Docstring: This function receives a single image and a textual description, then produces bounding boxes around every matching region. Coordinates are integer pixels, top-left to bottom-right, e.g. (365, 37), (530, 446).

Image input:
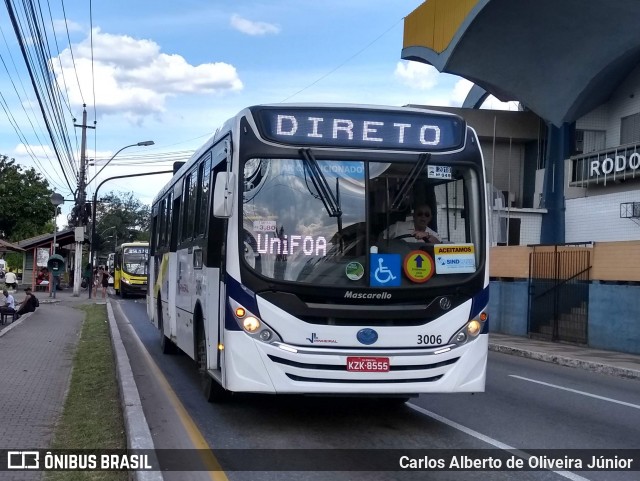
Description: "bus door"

(203, 146), (229, 372)
(176, 246), (196, 358)
(176, 168), (200, 358)
(164, 191), (181, 350)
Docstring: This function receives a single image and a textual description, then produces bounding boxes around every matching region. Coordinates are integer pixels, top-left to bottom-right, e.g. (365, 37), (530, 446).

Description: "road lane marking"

(407, 403), (590, 481)
(509, 375), (640, 410)
(115, 302), (227, 481)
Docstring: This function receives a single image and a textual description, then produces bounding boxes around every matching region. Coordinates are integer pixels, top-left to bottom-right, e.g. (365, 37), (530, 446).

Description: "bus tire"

(160, 334), (175, 354)
(197, 320), (229, 403)
(158, 299), (176, 355)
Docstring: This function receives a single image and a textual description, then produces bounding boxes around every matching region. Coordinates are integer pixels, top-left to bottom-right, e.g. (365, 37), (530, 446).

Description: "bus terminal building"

(401, 0), (640, 354)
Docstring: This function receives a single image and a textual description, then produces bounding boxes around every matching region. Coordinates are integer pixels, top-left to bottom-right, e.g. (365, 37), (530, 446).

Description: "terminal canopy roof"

(402, 0), (640, 126)
(0, 239), (24, 253)
(17, 228), (80, 251)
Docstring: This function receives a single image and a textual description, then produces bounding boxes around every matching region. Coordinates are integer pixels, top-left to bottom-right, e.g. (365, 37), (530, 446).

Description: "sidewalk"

(0, 288), (100, 454)
(0, 289), (638, 478)
(489, 332), (640, 379)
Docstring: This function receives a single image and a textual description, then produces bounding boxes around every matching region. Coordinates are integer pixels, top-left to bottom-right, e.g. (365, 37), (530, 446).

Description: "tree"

(93, 191), (151, 259)
(0, 155), (55, 241)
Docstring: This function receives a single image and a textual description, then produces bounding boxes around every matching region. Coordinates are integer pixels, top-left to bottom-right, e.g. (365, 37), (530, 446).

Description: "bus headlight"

(450, 309), (488, 346)
(229, 299), (281, 344)
(243, 316), (260, 332)
(467, 320), (482, 337)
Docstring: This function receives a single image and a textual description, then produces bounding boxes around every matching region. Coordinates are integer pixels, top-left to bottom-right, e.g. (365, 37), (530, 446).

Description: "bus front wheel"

(197, 323), (229, 403)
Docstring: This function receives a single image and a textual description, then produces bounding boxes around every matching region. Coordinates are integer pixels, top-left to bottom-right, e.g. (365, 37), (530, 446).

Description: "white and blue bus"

(148, 103), (489, 402)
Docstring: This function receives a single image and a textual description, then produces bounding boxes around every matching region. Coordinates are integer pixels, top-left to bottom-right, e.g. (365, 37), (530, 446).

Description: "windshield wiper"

(390, 153), (430, 210)
(300, 148), (342, 218)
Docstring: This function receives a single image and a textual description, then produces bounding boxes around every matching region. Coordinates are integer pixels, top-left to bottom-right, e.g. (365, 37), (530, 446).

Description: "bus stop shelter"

(16, 229), (80, 291)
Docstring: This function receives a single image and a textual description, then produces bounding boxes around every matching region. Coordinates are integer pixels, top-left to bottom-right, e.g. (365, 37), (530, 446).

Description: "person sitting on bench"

(0, 289), (16, 321)
(16, 287), (38, 319)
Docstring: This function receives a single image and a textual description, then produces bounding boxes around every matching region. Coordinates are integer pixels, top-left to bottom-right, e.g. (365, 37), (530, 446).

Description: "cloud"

(51, 28), (243, 121)
(14, 143), (54, 158)
(450, 78), (473, 105)
(52, 18), (83, 33)
(230, 14), (280, 36)
(394, 61), (440, 90)
(451, 78), (519, 110)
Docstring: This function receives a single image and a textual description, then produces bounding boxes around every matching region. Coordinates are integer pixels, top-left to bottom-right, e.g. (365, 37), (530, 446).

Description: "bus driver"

(384, 204), (441, 243)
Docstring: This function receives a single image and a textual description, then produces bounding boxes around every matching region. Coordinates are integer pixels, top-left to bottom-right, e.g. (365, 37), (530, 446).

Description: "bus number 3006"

(417, 334), (442, 345)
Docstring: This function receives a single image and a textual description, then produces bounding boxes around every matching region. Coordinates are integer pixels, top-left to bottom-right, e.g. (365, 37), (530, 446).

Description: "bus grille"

(286, 374), (444, 383)
(268, 354), (459, 371)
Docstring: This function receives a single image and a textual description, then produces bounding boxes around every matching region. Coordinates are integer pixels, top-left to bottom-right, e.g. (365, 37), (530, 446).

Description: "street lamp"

(49, 192), (64, 298)
(99, 226), (118, 259)
(100, 225), (116, 237)
(86, 141), (154, 186)
(90, 169), (173, 270)
(87, 141), (154, 267)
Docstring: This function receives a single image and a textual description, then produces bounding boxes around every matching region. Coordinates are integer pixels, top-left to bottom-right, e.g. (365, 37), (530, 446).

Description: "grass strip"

(45, 304), (128, 481)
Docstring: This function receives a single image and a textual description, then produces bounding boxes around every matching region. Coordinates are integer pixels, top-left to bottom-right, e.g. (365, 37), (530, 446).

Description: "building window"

(620, 113), (640, 145)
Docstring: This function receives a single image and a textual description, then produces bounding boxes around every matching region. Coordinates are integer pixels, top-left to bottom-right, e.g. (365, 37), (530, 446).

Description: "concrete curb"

(106, 299), (164, 481)
(0, 311), (32, 337)
(489, 343), (640, 380)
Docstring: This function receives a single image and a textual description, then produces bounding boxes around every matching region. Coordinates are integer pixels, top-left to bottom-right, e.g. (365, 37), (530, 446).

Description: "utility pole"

(73, 105), (95, 296)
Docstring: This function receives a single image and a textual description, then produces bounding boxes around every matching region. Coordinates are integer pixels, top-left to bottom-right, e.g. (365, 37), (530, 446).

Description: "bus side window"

(208, 162), (227, 268)
(198, 155), (212, 236)
(170, 195), (180, 252)
(165, 192), (172, 250)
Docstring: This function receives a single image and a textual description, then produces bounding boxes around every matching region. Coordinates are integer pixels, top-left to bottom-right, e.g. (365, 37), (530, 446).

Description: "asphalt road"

(113, 297), (640, 481)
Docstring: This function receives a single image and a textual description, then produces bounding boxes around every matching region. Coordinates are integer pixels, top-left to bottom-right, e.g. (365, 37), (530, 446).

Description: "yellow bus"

(114, 242), (149, 298)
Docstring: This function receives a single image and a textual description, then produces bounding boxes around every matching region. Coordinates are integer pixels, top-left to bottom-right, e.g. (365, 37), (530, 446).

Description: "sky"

(0, 0), (515, 228)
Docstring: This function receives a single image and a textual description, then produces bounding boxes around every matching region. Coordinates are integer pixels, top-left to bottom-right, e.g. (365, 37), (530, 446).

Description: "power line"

(59, 0), (85, 105)
(11, 0), (77, 181)
(89, 0), (96, 122)
(0, 23), (57, 166)
(3, 0), (76, 192)
(280, 16), (405, 102)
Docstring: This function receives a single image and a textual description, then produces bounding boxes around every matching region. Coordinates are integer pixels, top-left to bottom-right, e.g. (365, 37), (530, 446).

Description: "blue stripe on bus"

(469, 285), (490, 334)
(470, 284), (489, 319)
(225, 274), (259, 331)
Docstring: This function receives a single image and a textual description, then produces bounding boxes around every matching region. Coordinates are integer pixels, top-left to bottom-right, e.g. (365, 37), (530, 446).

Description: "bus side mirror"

(213, 172), (235, 218)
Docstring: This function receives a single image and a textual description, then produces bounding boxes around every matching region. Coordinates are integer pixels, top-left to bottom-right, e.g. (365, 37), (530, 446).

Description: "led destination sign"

(256, 108), (465, 151)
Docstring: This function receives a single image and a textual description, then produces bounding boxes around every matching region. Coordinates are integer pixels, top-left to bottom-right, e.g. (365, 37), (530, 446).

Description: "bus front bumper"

(222, 332), (488, 395)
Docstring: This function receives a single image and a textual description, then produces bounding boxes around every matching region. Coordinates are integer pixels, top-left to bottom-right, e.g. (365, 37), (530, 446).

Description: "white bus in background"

(107, 253), (115, 273)
(148, 103), (489, 402)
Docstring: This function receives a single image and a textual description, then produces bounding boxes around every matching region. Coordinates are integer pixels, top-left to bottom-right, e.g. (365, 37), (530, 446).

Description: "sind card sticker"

(434, 244), (476, 274)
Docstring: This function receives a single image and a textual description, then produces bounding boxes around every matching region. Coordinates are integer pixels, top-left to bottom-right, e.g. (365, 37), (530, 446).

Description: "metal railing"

(569, 141), (640, 187)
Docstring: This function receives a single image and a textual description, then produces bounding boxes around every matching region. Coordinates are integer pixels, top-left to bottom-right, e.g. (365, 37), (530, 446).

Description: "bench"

(0, 310), (18, 325)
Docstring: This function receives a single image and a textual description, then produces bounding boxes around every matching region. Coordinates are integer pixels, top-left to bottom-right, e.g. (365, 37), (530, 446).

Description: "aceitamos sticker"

(434, 244), (476, 274)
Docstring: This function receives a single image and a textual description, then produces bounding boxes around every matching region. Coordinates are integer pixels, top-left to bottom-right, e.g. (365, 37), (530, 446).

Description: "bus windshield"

(123, 246), (148, 276)
(241, 157), (484, 289)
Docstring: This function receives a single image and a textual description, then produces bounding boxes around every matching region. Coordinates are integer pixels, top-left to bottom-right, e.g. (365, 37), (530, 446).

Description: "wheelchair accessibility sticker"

(403, 250), (435, 283)
(370, 254), (401, 287)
